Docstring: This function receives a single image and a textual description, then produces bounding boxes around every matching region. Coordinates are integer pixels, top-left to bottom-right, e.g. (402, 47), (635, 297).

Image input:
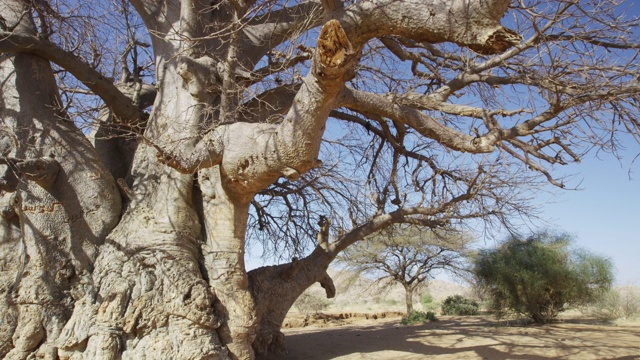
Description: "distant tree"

(293, 293), (331, 315)
(341, 226), (470, 315)
(473, 231), (613, 324)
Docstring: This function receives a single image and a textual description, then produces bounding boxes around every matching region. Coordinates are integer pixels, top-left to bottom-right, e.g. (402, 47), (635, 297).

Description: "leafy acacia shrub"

(401, 311), (437, 325)
(441, 295), (479, 315)
(474, 231), (613, 324)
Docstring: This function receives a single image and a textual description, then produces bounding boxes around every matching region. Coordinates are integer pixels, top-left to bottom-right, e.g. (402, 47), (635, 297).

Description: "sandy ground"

(282, 315), (640, 360)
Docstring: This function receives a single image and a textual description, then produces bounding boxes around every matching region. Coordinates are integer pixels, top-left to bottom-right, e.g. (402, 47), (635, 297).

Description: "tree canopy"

(341, 226), (470, 315)
(0, 0), (638, 359)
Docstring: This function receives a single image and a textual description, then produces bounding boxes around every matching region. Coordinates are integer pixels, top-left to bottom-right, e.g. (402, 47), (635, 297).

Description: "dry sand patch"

(282, 315), (640, 359)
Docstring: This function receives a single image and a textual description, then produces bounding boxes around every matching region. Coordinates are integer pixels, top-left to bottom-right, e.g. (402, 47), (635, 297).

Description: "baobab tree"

(0, 0), (638, 359)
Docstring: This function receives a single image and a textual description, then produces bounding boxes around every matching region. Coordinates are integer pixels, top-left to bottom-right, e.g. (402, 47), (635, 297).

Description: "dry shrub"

(584, 287), (640, 321)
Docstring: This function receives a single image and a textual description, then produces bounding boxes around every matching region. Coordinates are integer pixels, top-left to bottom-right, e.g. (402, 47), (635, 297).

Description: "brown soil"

(281, 314), (640, 359)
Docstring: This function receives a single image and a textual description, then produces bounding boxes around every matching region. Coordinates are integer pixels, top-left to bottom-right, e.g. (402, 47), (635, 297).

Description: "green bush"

(441, 295), (479, 315)
(420, 293), (440, 312)
(401, 311), (438, 325)
(474, 231), (613, 324)
(420, 293), (433, 307)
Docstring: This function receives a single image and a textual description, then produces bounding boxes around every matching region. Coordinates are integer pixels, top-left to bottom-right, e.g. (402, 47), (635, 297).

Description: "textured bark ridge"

(0, 0), (525, 358)
(0, 52), (121, 360)
(0, 5), (121, 358)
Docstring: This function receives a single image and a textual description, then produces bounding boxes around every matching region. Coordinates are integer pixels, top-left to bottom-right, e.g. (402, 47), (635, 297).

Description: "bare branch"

(0, 31), (146, 123)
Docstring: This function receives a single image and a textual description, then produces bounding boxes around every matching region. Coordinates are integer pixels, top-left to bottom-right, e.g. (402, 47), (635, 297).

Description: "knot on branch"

(281, 166), (300, 181)
(0, 156), (60, 191)
(176, 56), (220, 100)
(468, 27), (522, 55)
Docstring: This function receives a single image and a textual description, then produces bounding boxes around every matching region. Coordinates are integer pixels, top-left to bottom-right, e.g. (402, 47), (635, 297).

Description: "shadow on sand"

(282, 316), (640, 360)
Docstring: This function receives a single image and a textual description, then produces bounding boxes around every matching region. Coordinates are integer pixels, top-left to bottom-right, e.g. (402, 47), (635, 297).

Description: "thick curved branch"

(340, 87), (500, 153)
(337, 0), (521, 53)
(269, 19), (359, 178)
(241, 0), (520, 72)
(0, 31), (146, 123)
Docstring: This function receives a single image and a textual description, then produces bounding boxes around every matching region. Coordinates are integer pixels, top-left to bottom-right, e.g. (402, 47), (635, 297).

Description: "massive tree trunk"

(0, 0), (523, 359)
(0, 2), (121, 359)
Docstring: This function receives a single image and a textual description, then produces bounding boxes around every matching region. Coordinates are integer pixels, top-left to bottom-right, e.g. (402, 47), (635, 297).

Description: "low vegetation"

(401, 311), (438, 325)
(420, 293), (440, 313)
(441, 295), (480, 316)
(582, 287), (640, 321)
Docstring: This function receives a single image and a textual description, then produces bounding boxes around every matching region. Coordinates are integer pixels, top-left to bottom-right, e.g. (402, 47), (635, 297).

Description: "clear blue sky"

(536, 145), (640, 285)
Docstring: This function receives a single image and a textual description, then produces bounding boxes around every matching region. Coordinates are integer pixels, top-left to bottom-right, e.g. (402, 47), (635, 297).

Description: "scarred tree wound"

(314, 20), (358, 82)
(467, 27), (523, 55)
(317, 20), (354, 68)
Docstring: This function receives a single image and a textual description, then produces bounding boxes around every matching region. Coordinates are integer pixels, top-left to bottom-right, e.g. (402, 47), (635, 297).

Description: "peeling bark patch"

(21, 202), (63, 213)
(317, 20), (354, 68)
(239, 158), (250, 171)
